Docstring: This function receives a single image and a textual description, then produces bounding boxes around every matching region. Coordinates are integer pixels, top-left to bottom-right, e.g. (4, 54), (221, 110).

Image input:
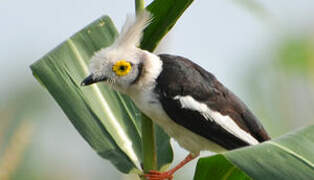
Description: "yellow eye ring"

(112, 60), (132, 76)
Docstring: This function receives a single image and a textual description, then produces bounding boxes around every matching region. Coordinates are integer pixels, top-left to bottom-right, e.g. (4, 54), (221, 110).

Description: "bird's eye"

(112, 60), (132, 76)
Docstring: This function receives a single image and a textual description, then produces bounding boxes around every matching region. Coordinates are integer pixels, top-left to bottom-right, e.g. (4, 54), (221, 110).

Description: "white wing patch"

(174, 95), (259, 145)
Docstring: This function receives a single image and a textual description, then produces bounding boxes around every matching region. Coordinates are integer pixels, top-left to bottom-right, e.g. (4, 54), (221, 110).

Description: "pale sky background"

(1, 0), (314, 179)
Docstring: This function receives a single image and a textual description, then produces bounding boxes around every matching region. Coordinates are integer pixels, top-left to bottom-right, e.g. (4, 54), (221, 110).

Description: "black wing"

(155, 54), (270, 150)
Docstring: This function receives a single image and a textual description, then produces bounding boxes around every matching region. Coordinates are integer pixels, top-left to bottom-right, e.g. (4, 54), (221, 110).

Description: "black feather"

(154, 54), (270, 150)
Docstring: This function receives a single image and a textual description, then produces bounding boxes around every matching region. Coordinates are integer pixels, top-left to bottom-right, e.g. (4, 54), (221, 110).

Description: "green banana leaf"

(31, 16), (142, 173)
(30, 0), (194, 174)
(194, 125), (314, 180)
(144, 0), (194, 51)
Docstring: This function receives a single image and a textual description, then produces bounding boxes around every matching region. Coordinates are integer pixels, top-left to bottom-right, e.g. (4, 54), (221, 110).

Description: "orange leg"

(144, 153), (198, 180)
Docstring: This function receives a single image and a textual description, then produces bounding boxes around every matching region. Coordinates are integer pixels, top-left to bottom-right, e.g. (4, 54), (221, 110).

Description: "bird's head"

(81, 11), (153, 93)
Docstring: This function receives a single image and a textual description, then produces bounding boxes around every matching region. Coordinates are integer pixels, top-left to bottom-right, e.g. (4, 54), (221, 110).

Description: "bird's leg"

(144, 153), (198, 180)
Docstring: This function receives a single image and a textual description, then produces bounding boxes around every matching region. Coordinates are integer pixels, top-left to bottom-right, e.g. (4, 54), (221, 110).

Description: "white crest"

(114, 10), (152, 48)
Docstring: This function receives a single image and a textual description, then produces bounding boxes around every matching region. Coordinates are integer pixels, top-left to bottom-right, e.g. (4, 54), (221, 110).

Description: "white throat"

(128, 50), (163, 96)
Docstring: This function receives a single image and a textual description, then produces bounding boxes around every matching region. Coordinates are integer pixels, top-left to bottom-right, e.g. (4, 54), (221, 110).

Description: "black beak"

(81, 74), (107, 86)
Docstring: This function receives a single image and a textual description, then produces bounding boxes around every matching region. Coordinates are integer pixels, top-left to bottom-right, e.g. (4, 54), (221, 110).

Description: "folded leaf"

(194, 125), (314, 180)
(31, 16), (143, 173)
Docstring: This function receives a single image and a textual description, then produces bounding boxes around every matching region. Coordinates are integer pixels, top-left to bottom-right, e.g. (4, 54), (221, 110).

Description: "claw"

(142, 153), (198, 180)
(144, 170), (173, 180)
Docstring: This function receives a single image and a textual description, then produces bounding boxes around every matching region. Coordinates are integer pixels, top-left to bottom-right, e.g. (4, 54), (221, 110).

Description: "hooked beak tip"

(81, 74), (108, 86)
(80, 81), (87, 86)
(81, 74), (95, 87)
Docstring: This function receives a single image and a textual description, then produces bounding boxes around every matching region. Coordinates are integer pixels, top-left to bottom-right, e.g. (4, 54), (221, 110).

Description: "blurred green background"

(1, 0), (313, 179)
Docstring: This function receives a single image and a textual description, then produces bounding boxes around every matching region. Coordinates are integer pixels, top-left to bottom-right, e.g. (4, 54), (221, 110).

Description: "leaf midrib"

(67, 39), (140, 167)
(222, 166), (236, 180)
(267, 141), (314, 168)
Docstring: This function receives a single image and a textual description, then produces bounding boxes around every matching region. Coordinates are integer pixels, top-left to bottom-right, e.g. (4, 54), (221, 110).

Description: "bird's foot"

(144, 170), (174, 180)
(143, 153), (198, 180)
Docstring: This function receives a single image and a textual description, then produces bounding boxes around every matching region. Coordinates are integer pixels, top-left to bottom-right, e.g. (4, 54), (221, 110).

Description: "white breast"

(130, 89), (226, 154)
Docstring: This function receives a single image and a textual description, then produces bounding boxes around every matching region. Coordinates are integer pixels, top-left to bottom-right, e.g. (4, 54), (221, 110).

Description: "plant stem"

(141, 114), (157, 172)
(135, 0), (145, 15)
(135, 0), (157, 178)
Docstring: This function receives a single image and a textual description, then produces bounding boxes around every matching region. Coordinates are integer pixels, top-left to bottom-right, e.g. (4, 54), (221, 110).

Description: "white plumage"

(174, 95), (259, 145)
(114, 11), (152, 48)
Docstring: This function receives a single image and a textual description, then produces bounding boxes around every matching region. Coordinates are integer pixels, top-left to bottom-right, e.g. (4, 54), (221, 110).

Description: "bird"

(81, 10), (270, 180)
